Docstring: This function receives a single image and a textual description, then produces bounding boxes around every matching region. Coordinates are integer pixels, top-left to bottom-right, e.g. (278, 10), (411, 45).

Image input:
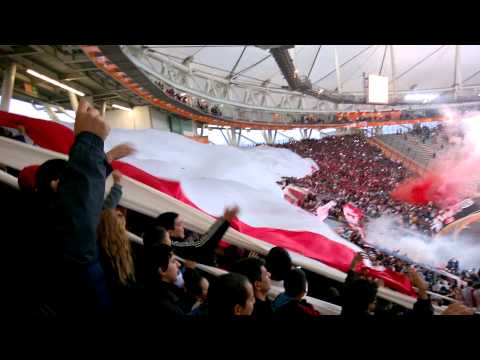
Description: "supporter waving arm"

(409, 268), (434, 316)
(57, 100), (111, 264)
(345, 252), (363, 285)
(174, 206), (240, 252)
(103, 170), (123, 210)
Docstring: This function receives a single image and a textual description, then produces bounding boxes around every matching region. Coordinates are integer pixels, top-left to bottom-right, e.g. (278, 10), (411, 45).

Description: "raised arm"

(174, 206), (239, 252)
(58, 100), (111, 264)
(103, 170), (123, 210)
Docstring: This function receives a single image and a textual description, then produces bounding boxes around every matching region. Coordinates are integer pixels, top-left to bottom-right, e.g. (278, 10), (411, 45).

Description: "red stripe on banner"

(0, 112), (415, 296)
(0, 111), (74, 154)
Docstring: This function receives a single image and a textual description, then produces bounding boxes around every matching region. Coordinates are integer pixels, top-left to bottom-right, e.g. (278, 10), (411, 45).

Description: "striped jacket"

(172, 218), (231, 266)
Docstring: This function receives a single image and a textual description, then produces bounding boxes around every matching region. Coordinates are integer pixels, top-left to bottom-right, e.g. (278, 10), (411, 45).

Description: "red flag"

(343, 202), (364, 225)
(283, 185), (309, 206)
(343, 203), (365, 239)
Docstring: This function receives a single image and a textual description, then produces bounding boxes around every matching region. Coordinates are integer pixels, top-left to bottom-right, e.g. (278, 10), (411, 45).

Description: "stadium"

(1, 45), (479, 317)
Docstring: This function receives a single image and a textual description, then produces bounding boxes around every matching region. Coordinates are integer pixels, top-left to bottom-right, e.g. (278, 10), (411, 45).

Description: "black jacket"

(32, 132), (113, 316)
(57, 132), (112, 265)
(252, 298), (274, 319)
(172, 218), (231, 266)
(143, 279), (186, 319)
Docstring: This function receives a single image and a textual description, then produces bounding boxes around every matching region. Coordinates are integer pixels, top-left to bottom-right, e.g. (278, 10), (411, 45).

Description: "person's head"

(184, 268), (209, 303)
(342, 278), (378, 316)
(284, 268), (308, 300)
(326, 286), (341, 304)
(36, 159), (68, 196)
(145, 244), (180, 284)
(143, 225), (171, 249)
(265, 247), (292, 282)
(18, 165), (39, 193)
(155, 212), (184, 239)
(208, 273), (255, 318)
(98, 209), (135, 285)
(231, 258), (271, 300)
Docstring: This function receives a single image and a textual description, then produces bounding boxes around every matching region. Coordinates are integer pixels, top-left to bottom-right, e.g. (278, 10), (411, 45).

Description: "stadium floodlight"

(112, 104), (132, 112)
(26, 69), (85, 97)
(404, 93), (439, 103)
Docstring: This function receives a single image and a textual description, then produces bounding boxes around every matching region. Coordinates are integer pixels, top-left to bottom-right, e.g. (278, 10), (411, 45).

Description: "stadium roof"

(140, 45), (480, 94)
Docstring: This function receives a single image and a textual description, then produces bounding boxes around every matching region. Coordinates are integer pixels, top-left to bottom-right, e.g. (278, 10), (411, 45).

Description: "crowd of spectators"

(336, 225), (479, 305)
(335, 109), (441, 124)
(272, 134), (480, 306)
(156, 80), (223, 117)
(154, 78), (450, 127)
(275, 135), (439, 236)
(2, 102), (479, 318)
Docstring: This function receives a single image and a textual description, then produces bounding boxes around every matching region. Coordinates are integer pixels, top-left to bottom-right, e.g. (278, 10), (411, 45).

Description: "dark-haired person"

(265, 247), (292, 289)
(341, 277), (378, 316)
(143, 244), (185, 318)
(142, 225), (171, 249)
(272, 268), (320, 318)
(181, 267), (209, 313)
(207, 272), (255, 318)
(231, 257), (273, 319)
(21, 101), (135, 317)
(154, 206), (239, 266)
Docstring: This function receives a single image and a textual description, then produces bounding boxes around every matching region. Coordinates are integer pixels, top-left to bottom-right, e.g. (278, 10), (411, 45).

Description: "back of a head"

(18, 165), (39, 193)
(266, 247), (292, 282)
(183, 268), (203, 297)
(35, 159), (68, 196)
(231, 257), (265, 286)
(284, 268), (307, 298)
(143, 226), (169, 250)
(342, 279), (378, 316)
(208, 272), (249, 318)
(154, 212), (178, 231)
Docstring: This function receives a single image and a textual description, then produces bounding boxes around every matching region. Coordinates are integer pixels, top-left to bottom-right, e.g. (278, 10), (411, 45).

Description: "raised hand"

(350, 252), (364, 271)
(74, 100), (110, 140)
(106, 143), (137, 163)
(223, 206), (240, 222)
(408, 268), (429, 299)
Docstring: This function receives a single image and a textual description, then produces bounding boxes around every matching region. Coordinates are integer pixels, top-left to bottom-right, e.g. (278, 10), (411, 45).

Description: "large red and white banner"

(0, 111), (416, 296)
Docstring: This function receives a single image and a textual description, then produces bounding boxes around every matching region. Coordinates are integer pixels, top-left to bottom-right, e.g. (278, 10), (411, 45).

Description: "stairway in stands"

(376, 133), (446, 167)
(375, 133), (480, 194)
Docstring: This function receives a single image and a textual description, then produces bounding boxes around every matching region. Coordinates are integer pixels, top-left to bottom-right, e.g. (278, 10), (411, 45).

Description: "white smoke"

(365, 215), (480, 270)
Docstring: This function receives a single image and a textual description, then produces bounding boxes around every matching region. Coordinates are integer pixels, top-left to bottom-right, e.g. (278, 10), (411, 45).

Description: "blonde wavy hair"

(98, 209), (135, 286)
